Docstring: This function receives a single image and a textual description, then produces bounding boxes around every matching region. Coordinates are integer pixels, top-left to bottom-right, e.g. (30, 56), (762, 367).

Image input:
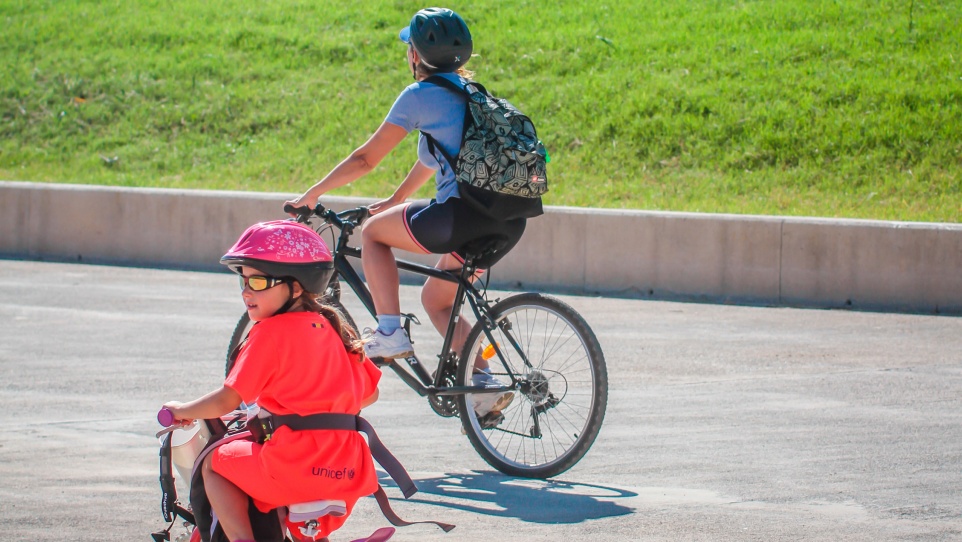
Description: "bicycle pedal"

(461, 411), (504, 435)
(477, 411), (505, 429)
(401, 313), (420, 344)
(370, 356), (392, 367)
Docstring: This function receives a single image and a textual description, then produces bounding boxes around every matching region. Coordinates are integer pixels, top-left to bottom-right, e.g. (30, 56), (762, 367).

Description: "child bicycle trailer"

(152, 413), (454, 542)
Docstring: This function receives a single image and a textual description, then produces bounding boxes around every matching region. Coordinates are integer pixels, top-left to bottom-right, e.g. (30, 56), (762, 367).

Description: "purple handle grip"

(157, 407), (176, 427)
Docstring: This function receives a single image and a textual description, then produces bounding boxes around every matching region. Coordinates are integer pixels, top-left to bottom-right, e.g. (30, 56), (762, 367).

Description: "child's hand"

(161, 402), (193, 426)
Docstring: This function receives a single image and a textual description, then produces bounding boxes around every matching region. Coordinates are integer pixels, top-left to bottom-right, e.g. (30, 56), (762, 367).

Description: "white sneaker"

(362, 328), (414, 359)
(472, 370), (515, 415)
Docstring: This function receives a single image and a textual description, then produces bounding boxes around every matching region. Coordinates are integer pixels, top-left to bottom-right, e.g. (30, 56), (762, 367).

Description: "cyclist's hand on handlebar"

(160, 401), (194, 426)
(284, 194), (315, 217)
(283, 203), (313, 221)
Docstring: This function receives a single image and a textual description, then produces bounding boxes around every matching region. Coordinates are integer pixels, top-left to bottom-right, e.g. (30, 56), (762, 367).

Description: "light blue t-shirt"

(384, 72), (467, 202)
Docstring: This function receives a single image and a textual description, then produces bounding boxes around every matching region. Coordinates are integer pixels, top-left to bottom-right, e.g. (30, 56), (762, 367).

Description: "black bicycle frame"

(329, 233), (523, 400)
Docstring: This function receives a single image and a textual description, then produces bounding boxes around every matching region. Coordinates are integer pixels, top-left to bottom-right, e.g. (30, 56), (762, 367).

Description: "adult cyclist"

(286, 8), (524, 415)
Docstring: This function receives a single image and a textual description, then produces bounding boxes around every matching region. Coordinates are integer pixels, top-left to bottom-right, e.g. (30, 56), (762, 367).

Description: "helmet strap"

(408, 45), (420, 81)
(272, 283), (299, 317)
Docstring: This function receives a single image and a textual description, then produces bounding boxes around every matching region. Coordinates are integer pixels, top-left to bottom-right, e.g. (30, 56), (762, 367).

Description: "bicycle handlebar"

(283, 203), (311, 219)
(336, 206), (371, 226)
(283, 203), (371, 231)
(157, 407), (176, 427)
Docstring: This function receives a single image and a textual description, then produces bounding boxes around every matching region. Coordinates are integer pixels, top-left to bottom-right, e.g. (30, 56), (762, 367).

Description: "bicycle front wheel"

(225, 311), (253, 376)
(320, 276), (359, 335)
(457, 293), (608, 479)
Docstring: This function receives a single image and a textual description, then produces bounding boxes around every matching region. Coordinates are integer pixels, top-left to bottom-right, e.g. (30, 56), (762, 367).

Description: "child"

(162, 220), (381, 542)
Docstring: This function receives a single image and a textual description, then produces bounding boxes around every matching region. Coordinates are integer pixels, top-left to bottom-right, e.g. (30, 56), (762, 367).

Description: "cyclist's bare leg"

(201, 453), (254, 541)
(422, 253), (489, 370)
(361, 204), (429, 316)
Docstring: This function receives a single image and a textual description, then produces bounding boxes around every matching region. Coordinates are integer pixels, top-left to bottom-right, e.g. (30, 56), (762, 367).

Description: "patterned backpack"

(422, 76), (548, 219)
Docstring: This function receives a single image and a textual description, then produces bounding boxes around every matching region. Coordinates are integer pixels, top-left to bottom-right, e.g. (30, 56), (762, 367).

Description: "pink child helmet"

(220, 220), (334, 293)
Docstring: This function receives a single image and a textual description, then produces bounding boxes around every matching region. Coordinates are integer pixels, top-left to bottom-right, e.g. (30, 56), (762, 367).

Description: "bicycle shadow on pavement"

(378, 470), (636, 524)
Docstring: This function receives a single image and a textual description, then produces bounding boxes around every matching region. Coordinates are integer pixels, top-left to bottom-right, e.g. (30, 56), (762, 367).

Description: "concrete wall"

(2, 181), (960, 314)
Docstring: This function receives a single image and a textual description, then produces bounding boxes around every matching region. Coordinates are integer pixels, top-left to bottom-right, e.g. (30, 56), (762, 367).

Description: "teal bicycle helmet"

(399, 8), (472, 72)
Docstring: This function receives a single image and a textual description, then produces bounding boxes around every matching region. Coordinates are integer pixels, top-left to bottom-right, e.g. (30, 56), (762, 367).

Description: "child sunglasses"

(239, 274), (291, 292)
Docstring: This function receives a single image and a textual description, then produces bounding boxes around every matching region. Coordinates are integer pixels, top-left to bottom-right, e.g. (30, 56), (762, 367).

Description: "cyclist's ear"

(291, 281), (305, 299)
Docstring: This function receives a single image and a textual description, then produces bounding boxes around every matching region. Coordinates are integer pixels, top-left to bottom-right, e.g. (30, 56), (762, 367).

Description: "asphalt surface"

(1, 259), (960, 542)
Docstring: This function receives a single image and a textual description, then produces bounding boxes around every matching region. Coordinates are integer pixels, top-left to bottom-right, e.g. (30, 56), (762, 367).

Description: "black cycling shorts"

(404, 197), (526, 268)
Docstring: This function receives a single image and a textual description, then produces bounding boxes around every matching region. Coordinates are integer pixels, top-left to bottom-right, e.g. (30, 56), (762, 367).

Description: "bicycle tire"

(223, 277), (357, 376)
(456, 293), (607, 479)
(225, 311), (253, 377)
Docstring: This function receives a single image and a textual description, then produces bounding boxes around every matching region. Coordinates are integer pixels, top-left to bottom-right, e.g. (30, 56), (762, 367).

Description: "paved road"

(1, 259), (960, 541)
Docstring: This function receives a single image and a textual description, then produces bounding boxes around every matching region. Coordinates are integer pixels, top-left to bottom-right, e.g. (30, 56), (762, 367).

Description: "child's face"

(239, 266), (297, 321)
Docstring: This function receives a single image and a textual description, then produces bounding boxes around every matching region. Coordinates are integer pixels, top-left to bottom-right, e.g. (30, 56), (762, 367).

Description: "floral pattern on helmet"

(223, 220), (331, 264)
(256, 227), (329, 262)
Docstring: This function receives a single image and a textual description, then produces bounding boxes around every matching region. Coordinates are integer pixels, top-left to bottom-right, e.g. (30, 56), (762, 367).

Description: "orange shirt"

(220, 311), (381, 512)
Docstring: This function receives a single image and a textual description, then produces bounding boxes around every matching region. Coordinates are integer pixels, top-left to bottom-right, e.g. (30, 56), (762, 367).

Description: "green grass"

(2, 0), (960, 222)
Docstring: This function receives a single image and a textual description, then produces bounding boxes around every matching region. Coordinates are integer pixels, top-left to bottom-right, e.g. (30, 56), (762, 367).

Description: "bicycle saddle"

(287, 499), (347, 539)
(459, 235), (510, 269)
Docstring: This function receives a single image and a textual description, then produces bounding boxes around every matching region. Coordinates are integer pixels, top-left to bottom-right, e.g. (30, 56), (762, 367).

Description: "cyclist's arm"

(288, 121), (408, 209)
(163, 385), (242, 424)
(369, 161), (435, 214)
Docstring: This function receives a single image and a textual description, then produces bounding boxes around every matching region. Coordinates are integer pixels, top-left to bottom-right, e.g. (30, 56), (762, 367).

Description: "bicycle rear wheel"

(456, 293), (607, 479)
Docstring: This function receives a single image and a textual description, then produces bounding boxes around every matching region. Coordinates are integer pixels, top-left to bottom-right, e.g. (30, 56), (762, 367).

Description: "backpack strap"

(188, 430), (285, 542)
(158, 432), (176, 522)
(269, 413), (455, 533)
(157, 432), (196, 525)
(423, 74), (489, 97)
(419, 75), (478, 175)
(372, 486), (455, 533)
(270, 413), (416, 498)
(421, 130), (457, 176)
(424, 74), (464, 94)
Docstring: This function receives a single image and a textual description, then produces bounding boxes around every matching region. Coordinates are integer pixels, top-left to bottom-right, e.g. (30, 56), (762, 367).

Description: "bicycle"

(226, 203), (608, 479)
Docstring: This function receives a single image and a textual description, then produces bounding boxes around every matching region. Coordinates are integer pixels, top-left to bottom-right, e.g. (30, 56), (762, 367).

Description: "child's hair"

(299, 293), (364, 356)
